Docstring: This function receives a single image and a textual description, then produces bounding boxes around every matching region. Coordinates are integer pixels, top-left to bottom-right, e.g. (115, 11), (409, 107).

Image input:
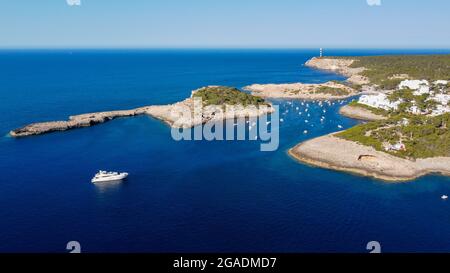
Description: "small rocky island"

(10, 86), (273, 137)
(290, 55), (450, 181)
(243, 56), (373, 101)
(244, 81), (358, 100)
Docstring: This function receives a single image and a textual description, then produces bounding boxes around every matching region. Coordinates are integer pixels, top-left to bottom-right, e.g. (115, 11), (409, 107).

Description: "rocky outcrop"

(10, 88), (274, 138)
(339, 105), (387, 121)
(9, 109), (149, 137)
(146, 96), (274, 129)
(289, 133), (450, 182)
(243, 81), (357, 100)
(244, 57), (372, 101)
(305, 57), (370, 85)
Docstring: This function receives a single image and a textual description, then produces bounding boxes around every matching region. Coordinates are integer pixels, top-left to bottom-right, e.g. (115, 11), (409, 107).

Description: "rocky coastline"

(305, 57), (370, 85)
(288, 56), (450, 181)
(338, 105), (387, 121)
(289, 133), (450, 182)
(243, 81), (358, 100)
(10, 87), (274, 138)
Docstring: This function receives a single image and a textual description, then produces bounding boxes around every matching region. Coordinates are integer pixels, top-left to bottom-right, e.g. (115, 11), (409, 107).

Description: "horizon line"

(1, 46), (450, 51)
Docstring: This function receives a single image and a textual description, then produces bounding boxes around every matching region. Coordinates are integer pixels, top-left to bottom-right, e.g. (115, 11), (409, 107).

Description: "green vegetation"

(328, 55), (450, 159)
(348, 100), (390, 116)
(445, 83), (450, 94)
(387, 88), (415, 102)
(315, 86), (350, 96)
(336, 120), (385, 151)
(337, 113), (450, 159)
(193, 86), (267, 106)
(387, 89), (439, 115)
(335, 55), (450, 89)
(349, 83), (363, 91)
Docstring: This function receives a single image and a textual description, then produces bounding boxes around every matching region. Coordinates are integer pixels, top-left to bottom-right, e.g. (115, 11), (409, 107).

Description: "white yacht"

(91, 170), (128, 183)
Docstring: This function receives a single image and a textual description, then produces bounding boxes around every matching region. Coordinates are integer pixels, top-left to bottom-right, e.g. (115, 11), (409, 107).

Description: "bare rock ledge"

(305, 57), (370, 85)
(243, 81), (358, 100)
(288, 133), (450, 182)
(10, 97), (274, 138)
(339, 105), (387, 121)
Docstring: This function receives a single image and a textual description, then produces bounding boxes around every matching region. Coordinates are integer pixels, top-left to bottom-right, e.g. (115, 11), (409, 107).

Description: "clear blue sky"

(1, 0), (449, 48)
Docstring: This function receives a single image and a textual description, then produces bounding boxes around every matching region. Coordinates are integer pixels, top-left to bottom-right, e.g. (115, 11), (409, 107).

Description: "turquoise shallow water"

(1, 49), (450, 252)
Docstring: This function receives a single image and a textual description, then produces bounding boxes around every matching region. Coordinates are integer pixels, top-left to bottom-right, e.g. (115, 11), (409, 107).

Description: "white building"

(384, 142), (406, 152)
(433, 80), (448, 86)
(409, 105), (422, 115)
(428, 94), (450, 116)
(358, 93), (402, 111)
(356, 78), (449, 117)
(398, 80), (430, 95)
(431, 104), (450, 116)
(431, 94), (450, 105)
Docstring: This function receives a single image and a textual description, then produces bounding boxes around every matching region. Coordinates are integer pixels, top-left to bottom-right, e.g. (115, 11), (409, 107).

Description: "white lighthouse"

(320, 48), (323, 58)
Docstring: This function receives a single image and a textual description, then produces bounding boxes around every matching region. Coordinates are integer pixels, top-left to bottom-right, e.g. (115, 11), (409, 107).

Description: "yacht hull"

(91, 173), (128, 183)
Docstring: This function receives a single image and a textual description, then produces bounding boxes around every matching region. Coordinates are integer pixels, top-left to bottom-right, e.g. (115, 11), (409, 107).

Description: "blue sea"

(1, 49), (450, 253)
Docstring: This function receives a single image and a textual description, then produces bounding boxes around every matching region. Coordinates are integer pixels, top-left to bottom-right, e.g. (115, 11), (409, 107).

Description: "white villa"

(428, 93), (450, 116)
(384, 142), (406, 152)
(409, 105), (424, 115)
(358, 93), (402, 111)
(432, 93), (450, 104)
(357, 78), (449, 116)
(434, 80), (449, 86)
(432, 104), (450, 116)
(398, 80), (430, 95)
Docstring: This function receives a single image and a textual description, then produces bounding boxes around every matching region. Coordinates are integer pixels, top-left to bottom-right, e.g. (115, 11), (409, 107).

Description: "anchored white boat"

(91, 170), (128, 183)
